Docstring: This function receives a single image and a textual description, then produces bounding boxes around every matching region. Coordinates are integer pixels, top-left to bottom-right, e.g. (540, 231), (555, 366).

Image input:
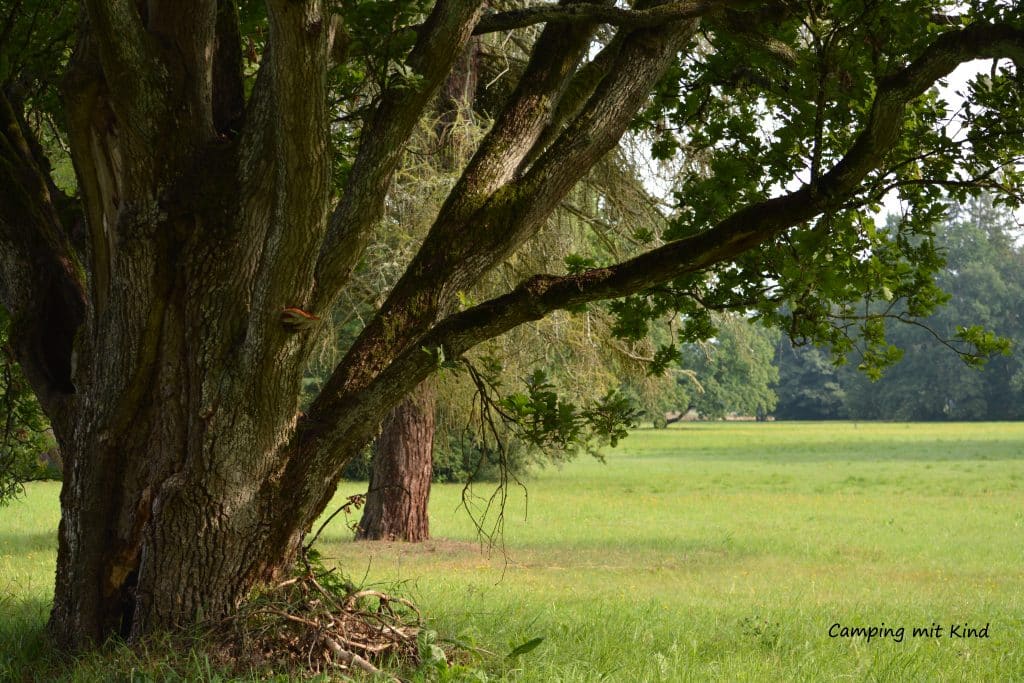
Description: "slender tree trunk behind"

(356, 381), (435, 541)
(355, 40), (478, 542)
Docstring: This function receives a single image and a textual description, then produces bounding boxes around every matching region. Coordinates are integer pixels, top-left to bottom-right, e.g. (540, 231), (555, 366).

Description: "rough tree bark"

(356, 382), (436, 541)
(0, 0), (1020, 653)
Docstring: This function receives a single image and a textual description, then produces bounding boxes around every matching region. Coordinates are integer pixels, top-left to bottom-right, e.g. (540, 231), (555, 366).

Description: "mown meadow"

(2, 422), (1023, 681)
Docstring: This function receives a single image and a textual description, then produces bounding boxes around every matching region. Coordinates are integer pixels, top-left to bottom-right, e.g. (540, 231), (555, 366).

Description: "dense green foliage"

(615, 2), (1024, 379)
(4, 422), (1023, 680)
(681, 314), (781, 419)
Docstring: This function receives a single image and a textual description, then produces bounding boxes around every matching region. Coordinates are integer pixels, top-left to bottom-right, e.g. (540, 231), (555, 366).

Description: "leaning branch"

(324, 0), (613, 373)
(81, 0), (164, 122)
(370, 20), (1024, 410)
(519, 24), (626, 170)
(245, 0), (331, 320)
(472, 0), (756, 34)
(440, 0), (610, 218)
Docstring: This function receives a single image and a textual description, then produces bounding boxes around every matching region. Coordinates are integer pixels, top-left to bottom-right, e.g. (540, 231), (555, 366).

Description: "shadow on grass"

(0, 531), (58, 555)
(0, 598), (246, 682)
(0, 595), (58, 682)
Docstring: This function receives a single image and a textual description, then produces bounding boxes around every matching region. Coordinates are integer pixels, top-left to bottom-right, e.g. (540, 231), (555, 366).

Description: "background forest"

(776, 196), (1024, 422)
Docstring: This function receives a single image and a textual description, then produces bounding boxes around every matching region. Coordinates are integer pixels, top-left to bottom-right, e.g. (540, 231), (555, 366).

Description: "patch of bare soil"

(355, 537), (486, 557)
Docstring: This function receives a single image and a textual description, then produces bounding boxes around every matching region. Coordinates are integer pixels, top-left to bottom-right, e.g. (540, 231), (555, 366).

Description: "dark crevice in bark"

(18, 268), (82, 394)
(118, 567), (140, 639)
(212, 0), (245, 136)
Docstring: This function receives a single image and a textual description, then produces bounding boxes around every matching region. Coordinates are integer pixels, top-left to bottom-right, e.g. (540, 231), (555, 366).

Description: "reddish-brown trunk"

(356, 382), (435, 542)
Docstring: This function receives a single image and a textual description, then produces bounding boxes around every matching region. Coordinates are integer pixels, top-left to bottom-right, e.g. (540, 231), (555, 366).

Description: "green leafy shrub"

(0, 309), (56, 505)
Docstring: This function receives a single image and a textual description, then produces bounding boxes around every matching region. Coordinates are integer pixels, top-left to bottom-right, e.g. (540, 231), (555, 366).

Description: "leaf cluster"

(466, 360), (639, 465)
(616, 2), (1024, 378)
(775, 195), (1024, 420)
(0, 309), (54, 505)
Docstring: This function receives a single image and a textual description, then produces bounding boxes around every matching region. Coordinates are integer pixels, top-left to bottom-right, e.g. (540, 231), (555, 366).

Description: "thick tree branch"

(459, 16), (700, 278)
(520, 27), (626, 170)
(472, 0), (754, 34)
(60, 31), (115, 315)
(335, 0), (611, 348)
(0, 88), (85, 423)
(440, 0), (611, 220)
(81, 0), (165, 124)
(212, 0), (245, 135)
(146, 0), (219, 138)
(313, 0), (485, 309)
(246, 0), (331, 323)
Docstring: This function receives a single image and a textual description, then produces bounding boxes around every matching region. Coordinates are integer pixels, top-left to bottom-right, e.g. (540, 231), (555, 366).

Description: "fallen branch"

(322, 634), (397, 680)
(218, 562), (426, 678)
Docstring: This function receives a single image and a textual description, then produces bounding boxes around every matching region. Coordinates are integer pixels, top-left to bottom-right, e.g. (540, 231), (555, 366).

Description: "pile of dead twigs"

(218, 556), (423, 680)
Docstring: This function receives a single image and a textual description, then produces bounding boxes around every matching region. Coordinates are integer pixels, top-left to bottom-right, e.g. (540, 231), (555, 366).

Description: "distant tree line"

(775, 197), (1024, 421)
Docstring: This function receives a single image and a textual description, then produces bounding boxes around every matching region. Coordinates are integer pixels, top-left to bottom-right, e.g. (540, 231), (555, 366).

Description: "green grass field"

(3, 422), (1024, 681)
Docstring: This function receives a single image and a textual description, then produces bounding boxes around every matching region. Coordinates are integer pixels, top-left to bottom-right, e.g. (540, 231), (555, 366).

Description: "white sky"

(879, 59), (992, 219)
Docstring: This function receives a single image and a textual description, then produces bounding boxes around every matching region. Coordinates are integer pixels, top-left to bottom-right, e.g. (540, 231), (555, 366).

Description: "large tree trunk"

(35, 2), (353, 648)
(4, 1), (698, 644)
(0, 0), (686, 642)
(49, 415), (317, 645)
(27, 0), (489, 647)
(356, 382), (435, 542)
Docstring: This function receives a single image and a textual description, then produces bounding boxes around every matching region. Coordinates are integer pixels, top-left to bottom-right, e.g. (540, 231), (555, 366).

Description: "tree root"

(322, 634), (398, 681)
